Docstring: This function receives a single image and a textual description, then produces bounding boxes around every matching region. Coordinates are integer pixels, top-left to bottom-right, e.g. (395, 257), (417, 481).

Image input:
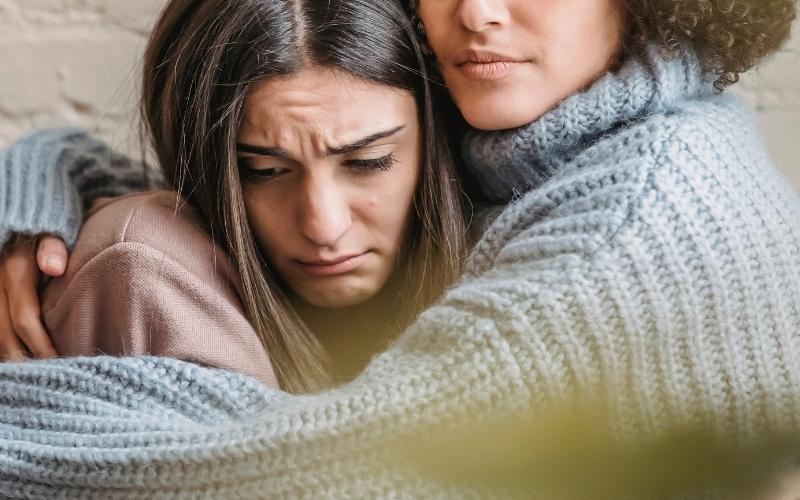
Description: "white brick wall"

(1, 0), (798, 189)
(0, 0), (163, 155)
(738, 22), (800, 190)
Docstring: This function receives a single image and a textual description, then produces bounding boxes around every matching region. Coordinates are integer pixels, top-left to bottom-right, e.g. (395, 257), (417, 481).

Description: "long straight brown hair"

(140, 0), (467, 393)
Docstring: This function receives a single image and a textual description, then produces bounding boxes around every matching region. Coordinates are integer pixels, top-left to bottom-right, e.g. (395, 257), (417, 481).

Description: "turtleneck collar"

(461, 43), (709, 204)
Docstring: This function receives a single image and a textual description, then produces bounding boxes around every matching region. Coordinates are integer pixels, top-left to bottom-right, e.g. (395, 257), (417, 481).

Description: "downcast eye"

(238, 158), (291, 181)
(344, 154), (398, 172)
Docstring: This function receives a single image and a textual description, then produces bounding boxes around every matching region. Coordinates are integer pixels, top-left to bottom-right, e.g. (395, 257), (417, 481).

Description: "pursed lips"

(453, 49), (528, 81)
(293, 252), (370, 277)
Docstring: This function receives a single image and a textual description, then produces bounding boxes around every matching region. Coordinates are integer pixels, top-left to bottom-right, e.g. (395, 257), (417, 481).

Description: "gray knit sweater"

(0, 129), (155, 248)
(1, 45), (800, 498)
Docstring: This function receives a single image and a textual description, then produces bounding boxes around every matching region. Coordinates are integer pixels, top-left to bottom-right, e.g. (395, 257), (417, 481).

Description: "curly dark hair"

(624, 0), (797, 90)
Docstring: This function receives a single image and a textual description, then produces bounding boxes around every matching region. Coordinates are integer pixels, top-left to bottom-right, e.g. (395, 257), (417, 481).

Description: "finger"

(36, 236), (68, 277)
(0, 287), (27, 362)
(5, 249), (58, 358)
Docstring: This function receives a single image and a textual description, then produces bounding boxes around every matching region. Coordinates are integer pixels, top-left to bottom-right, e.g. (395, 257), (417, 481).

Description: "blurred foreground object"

(401, 395), (800, 499)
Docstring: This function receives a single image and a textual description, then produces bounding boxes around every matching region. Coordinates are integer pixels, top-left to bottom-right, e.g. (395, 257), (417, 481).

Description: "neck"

(292, 273), (405, 383)
(461, 43), (707, 205)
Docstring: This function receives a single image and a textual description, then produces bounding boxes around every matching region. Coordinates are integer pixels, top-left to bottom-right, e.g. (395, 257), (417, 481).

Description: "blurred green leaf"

(398, 401), (800, 499)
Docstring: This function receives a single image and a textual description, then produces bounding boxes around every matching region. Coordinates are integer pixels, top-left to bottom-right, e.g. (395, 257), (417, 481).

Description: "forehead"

(241, 67), (417, 140)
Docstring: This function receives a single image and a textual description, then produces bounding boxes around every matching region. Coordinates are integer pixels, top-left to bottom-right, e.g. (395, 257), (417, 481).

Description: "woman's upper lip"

(296, 253), (365, 266)
(453, 49), (526, 66)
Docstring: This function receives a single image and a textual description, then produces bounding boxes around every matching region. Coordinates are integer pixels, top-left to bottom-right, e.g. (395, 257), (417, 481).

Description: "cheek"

(416, 1), (449, 51)
(362, 166), (419, 242)
(391, 164), (420, 231)
(415, 0), (435, 28)
(554, 4), (624, 77)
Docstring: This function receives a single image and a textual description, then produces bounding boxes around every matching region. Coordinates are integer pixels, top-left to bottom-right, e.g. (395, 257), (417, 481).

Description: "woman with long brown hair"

(0, 0), (798, 497)
(0, 0), (467, 392)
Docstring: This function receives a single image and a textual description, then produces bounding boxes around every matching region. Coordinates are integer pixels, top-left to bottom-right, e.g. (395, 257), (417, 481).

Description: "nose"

(298, 175), (351, 248)
(456, 0), (510, 33)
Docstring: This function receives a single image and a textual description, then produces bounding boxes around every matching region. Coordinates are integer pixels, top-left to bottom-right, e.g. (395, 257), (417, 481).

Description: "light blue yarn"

(0, 128), (154, 248)
(0, 44), (799, 498)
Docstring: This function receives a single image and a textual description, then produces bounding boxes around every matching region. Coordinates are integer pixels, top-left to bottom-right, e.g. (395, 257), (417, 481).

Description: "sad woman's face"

(237, 67), (421, 308)
(418, 0), (625, 130)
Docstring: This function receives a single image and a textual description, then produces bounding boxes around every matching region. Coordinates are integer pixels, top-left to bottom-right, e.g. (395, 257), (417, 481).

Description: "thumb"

(36, 236), (68, 277)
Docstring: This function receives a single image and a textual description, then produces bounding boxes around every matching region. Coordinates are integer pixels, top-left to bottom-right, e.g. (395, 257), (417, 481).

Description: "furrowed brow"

(235, 143), (290, 159)
(235, 125), (406, 159)
(327, 125), (406, 156)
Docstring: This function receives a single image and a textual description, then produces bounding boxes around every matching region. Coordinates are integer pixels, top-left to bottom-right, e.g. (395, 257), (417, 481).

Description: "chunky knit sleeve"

(0, 172), (634, 496)
(0, 104), (799, 497)
(0, 128), (159, 249)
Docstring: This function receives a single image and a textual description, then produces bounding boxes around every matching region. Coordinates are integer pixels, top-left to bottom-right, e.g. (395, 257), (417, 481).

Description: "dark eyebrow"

(326, 125), (406, 156)
(235, 144), (290, 159)
(235, 125), (406, 159)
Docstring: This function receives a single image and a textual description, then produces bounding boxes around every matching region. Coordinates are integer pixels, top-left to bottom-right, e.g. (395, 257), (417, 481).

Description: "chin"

(451, 83), (558, 131)
(462, 109), (538, 131)
(460, 100), (547, 130)
(297, 285), (377, 309)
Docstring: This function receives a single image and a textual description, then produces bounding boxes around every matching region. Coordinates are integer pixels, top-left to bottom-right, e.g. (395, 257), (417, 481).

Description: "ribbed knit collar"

(461, 44), (708, 204)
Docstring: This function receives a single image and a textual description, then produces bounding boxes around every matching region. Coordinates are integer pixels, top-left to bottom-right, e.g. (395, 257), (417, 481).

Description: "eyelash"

(343, 153), (397, 173)
(237, 160), (285, 181)
(238, 153), (398, 181)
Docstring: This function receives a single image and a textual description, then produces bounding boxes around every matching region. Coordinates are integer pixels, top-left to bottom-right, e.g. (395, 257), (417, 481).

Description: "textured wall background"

(0, 0), (798, 189)
(0, 0), (163, 157)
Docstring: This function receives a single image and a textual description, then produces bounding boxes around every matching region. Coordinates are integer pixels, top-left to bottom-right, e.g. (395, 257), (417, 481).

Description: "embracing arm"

(1, 118), (799, 496)
(0, 129), (159, 360)
(0, 128), (159, 249)
(0, 169), (593, 495)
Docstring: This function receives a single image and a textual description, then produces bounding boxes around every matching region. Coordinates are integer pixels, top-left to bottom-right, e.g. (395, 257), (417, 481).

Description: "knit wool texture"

(1, 45), (800, 498)
(0, 128), (155, 248)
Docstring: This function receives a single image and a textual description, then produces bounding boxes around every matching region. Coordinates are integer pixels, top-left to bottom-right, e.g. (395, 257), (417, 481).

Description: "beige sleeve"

(42, 241), (278, 388)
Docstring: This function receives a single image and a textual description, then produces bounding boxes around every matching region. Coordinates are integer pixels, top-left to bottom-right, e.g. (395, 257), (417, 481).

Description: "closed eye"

(343, 154), (397, 173)
(238, 158), (290, 181)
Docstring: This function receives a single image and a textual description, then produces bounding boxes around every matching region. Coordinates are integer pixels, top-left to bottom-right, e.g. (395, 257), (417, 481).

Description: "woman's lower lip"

(295, 253), (369, 277)
(457, 61), (523, 81)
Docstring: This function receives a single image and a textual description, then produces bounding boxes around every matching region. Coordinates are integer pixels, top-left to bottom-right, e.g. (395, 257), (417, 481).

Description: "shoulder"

(557, 94), (762, 191)
(60, 191), (240, 291)
(539, 93), (781, 223)
(42, 190), (245, 320)
(644, 94), (761, 163)
(80, 191), (210, 260)
(41, 192), (277, 387)
(469, 95), (799, 273)
(627, 95), (800, 229)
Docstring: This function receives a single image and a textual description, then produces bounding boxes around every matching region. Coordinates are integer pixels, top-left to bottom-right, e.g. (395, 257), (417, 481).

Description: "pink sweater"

(41, 191), (277, 387)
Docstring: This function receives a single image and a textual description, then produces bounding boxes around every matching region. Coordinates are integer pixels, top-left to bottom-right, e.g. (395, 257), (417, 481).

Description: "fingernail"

(45, 256), (65, 272)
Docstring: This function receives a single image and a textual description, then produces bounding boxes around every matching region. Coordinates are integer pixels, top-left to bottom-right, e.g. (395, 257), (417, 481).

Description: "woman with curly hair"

(0, 0), (798, 496)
